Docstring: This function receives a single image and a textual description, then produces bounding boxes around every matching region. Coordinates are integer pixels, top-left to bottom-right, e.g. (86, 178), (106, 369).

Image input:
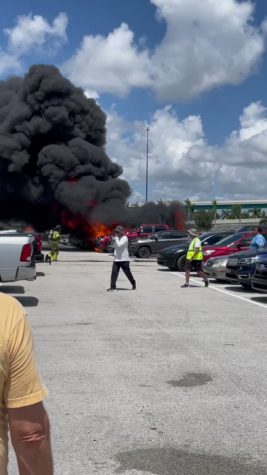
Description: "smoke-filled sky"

(1, 0), (267, 204)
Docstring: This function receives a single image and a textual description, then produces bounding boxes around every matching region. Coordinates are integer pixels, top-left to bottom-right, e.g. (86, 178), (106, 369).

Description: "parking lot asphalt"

(4, 251), (267, 475)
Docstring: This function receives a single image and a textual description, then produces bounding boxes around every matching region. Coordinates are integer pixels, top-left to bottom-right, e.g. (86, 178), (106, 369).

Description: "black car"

(157, 231), (233, 271)
(251, 251), (267, 292)
(129, 229), (188, 258)
(225, 249), (265, 288)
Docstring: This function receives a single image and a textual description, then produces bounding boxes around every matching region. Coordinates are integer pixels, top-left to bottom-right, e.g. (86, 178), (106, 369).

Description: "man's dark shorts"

(185, 259), (203, 271)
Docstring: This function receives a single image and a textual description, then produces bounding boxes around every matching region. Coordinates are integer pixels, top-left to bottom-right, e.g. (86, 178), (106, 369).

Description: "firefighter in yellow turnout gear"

(181, 228), (209, 288)
(46, 225), (61, 264)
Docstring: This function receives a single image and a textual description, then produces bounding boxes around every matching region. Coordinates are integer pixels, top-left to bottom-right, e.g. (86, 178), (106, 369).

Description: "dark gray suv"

(129, 230), (188, 258)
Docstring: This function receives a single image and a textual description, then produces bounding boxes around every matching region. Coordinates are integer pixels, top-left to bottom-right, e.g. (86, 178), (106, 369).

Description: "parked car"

(202, 231), (267, 262)
(95, 224), (171, 252)
(157, 231), (233, 271)
(0, 234), (36, 282)
(126, 224), (170, 241)
(129, 229), (188, 258)
(95, 234), (113, 252)
(28, 233), (44, 261)
(96, 224), (171, 253)
(225, 248), (266, 288)
(203, 255), (230, 281)
(251, 251), (267, 292)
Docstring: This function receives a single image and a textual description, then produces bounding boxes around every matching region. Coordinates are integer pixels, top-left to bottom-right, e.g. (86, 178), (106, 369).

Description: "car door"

(153, 232), (172, 252)
(154, 232), (187, 252)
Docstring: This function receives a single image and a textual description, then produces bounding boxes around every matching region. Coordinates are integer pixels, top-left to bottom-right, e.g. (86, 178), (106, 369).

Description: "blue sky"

(1, 0), (267, 203)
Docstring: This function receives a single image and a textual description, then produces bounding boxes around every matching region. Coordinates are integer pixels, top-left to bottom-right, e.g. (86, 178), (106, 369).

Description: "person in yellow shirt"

(0, 293), (53, 475)
(181, 228), (209, 288)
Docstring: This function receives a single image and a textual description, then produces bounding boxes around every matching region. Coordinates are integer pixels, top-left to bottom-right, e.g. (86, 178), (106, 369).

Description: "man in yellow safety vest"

(181, 228), (209, 288)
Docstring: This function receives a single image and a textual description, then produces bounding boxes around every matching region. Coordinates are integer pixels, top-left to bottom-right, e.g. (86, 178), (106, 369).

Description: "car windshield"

(213, 232), (247, 246)
(200, 233), (213, 242)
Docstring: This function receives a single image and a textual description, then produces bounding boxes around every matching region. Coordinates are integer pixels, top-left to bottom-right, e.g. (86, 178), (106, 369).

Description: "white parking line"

(172, 272), (267, 310)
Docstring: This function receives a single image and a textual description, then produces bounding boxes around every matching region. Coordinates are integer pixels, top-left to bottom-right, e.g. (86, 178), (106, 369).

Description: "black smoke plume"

(0, 65), (184, 234)
(0, 64), (131, 230)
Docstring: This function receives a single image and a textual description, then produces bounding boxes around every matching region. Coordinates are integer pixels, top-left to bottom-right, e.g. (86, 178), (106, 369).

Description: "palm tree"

(184, 199), (193, 222)
(230, 204), (242, 221)
(252, 208), (263, 219)
(219, 209), (230, 220)
(212, 199), (217, 229)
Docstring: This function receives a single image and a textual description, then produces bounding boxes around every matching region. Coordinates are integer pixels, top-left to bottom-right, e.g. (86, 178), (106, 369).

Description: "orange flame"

(61, 210), (115, 251)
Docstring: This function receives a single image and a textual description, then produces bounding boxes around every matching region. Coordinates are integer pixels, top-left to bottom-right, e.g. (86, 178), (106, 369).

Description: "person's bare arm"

(8, 402), (53, 475)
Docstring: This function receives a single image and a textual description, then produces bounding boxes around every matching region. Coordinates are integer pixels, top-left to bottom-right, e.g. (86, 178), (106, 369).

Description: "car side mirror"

(154, 235), (159, 241)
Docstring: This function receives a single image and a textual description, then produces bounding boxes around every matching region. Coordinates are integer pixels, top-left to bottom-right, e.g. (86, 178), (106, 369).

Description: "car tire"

(136, 246), (151, 258)
(176, 254), (186, 271)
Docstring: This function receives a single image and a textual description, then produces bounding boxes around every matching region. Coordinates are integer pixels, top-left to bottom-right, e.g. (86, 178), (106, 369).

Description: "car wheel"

(176, 254), (186, 271)
(137, 246), (151, 258)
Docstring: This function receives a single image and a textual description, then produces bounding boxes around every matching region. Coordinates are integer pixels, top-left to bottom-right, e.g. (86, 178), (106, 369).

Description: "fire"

(67, 177), (78, 183)
(91, 223), (113, 240)
(60, 210), (115, 251)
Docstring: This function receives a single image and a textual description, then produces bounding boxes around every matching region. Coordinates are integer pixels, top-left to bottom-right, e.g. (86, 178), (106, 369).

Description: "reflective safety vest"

(186, 237), (203, 260)
(49, 230), (61, 242)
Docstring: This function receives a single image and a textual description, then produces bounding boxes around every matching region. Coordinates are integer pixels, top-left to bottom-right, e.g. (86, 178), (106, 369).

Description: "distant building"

(192, 200), (267, 212)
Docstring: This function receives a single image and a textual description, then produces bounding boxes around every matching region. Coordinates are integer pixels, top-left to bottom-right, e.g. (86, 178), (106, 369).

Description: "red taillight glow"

(20, 243), (32, 262)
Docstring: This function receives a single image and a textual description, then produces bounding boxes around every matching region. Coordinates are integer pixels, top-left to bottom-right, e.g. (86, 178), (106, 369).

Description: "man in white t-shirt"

(107, 225), (136, 291)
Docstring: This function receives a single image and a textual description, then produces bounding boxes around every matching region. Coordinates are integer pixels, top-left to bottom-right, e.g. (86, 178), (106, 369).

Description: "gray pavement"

(4, 251), (267, 474)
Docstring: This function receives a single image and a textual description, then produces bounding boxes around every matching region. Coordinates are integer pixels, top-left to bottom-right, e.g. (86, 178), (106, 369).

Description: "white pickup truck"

(0, 234), (36, 282)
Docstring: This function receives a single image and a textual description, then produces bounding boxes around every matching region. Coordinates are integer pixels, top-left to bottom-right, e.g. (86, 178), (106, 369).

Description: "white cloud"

(105, 105), (217, 202)
(62, 23), (151, 97)
(84, 89), (100, 100)
(0, 13), (68, 76)
(150, 0), (266, 100)
(0, 50), (21, 75)
(4, 12), (68, 56)
(105, 101), (267, 202)
(62, 0), (266, 101)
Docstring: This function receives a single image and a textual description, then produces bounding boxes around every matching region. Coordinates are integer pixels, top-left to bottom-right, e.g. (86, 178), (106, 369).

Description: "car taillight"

(20, 243), (32, 262)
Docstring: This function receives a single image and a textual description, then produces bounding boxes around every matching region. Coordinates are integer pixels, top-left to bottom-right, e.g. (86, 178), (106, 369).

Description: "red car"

(95, 224), (171, 252)
(203, 231), (267, 262)
(126, 224), (170, 241)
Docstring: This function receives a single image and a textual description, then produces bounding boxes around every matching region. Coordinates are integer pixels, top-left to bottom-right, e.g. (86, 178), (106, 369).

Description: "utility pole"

(145, 126), (149, 203)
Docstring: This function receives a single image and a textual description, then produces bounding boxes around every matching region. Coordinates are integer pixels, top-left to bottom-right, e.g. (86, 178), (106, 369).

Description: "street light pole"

(145, 126), (149, 203)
